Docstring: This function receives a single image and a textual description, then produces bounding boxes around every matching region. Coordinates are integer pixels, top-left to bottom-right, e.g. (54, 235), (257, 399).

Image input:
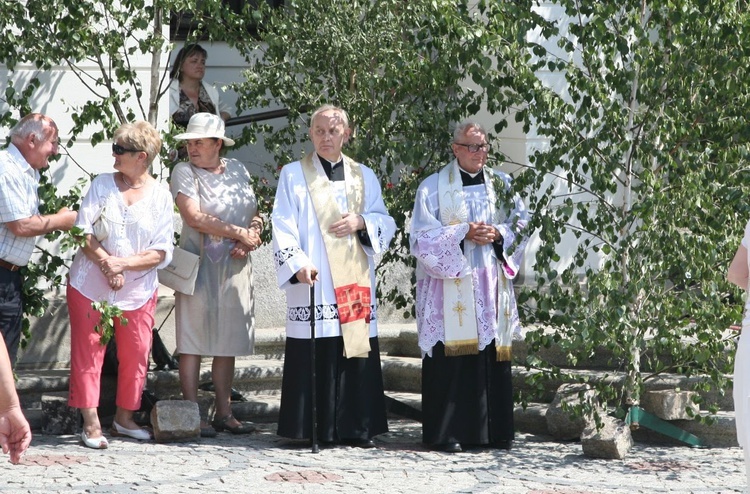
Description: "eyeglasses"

(112, 143), (142, 155)
(454, 142), (489, 153)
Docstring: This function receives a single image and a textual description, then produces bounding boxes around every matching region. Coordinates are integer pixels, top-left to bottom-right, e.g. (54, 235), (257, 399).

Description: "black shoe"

(343, 438), (376, 448)
(494, 440), (513, 451)
(314, 438), (333, 447)
(200, 426), (218, 438)
(211, 415), (256, 434)
(442, 442), (462, 453)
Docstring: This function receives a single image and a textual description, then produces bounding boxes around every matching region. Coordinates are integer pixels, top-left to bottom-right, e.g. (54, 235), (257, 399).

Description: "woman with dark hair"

(169, 44), (231, 129)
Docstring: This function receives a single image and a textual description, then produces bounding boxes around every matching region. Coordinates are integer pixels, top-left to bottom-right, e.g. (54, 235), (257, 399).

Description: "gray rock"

(546, 383), (598, 440)
(581, 415), (633, 459)
(641, 389), (699, 421)
(151, 400), (200, 443)
(166, 390), (215, 422)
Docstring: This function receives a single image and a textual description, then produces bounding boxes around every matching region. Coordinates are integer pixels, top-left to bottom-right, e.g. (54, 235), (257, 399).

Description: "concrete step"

(380, 355), (735, 411)
(17, 327), (738, 448)
(22, 356), (738, 448)
(17, 354), (733, 414)
(23, 320), (724, 372)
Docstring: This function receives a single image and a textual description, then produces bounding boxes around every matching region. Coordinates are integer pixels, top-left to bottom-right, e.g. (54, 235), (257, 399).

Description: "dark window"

(170, 0), (284, 41)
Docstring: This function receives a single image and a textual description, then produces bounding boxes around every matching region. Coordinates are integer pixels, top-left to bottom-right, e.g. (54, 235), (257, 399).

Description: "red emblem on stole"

(334, 284), (371, 324)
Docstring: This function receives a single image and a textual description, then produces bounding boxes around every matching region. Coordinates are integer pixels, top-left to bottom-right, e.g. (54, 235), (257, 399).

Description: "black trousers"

(422, 341), (514, 446)
(0, 268), (23, 367)
(277, 335), (388, 442)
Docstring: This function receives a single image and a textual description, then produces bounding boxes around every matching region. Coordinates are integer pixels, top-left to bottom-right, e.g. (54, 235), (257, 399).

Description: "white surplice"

(271, 158), (396, 339)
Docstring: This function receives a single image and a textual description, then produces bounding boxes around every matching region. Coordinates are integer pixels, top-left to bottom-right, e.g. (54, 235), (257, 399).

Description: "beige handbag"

(158, 165), (202, 295)
(157, 245), (200, 295)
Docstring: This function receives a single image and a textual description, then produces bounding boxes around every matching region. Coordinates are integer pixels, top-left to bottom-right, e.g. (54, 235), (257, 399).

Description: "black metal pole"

(223, 105), (310, 128)
(310, 282), (319, 453)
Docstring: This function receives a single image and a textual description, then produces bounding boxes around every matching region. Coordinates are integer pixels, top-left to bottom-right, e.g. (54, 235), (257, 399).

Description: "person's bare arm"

(5, 208), (77, 237)
(728, 244), (749, 290)
(0, 334), (31, 464)
(175, 192), (260, 251)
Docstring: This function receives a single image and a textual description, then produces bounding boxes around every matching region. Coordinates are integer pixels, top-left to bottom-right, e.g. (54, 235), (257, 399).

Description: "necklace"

(121, 173), (146, 189)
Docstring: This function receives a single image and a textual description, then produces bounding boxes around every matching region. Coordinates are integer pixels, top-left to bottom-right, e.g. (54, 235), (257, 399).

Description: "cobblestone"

(0, 420), (745, 493)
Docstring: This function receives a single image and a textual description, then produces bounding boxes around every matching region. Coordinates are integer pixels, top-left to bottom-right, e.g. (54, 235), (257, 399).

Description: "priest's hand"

(466, 221), (497, 246)
(329, 213), (364, 238)
(295, 265), (318, 285)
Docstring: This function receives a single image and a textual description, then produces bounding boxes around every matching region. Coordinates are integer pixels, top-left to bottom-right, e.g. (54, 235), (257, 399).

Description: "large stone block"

(581, 415), (633, 459)
(641, 390), (699, 421)
(151, 400), (200, 443)
(167, 391), (215, 422)
(546, 383), (598, 440)
(41, 391), (79, 435)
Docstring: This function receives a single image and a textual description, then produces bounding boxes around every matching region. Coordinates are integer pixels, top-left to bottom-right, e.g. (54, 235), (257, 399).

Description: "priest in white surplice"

(409, 121), (529, 453)
(272, 104), (396, 448)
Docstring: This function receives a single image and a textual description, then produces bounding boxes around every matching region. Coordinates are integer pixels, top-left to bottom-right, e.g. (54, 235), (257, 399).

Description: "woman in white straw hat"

(171, 112), (263, 436)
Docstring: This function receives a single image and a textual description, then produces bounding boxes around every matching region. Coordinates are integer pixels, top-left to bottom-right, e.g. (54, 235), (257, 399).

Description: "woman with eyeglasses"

(409, 120), (529, 453)
(67, 121), (174, 449)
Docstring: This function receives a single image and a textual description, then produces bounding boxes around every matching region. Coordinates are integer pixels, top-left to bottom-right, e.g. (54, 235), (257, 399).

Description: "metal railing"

(225, 107), (293, 127)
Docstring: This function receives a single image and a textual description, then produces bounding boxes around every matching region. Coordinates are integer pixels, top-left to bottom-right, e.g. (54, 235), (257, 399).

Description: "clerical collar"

(318, 154), (345, 181)
(459, 168), (485, 186)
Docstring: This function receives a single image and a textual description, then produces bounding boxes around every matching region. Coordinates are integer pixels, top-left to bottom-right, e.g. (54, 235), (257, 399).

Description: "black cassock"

(277, 336), (388, 442)
(421, 340), (514, 447)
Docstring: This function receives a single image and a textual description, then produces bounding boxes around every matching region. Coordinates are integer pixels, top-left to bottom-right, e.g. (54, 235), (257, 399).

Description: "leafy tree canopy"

(0, 0), (748, 423)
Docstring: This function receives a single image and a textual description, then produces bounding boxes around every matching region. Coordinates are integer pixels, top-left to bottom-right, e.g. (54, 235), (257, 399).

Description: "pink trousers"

(67, 285), (156, 411)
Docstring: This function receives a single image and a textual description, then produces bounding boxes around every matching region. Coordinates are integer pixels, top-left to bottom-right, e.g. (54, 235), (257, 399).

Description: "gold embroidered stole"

(301, 153), (372, 358)
(438, 160), (513, 361)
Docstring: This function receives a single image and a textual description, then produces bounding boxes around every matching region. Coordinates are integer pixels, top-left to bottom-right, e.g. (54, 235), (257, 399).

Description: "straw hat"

(173, 112), (235, 146)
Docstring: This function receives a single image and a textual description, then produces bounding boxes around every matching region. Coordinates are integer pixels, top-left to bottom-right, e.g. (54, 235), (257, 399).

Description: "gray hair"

(10, 113), (56, 144)
(310, 104), (350, 129)
(453, 120), (486, 142)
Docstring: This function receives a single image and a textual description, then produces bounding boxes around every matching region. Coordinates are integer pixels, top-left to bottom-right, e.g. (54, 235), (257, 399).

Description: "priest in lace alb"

(409, 120), (529, 453)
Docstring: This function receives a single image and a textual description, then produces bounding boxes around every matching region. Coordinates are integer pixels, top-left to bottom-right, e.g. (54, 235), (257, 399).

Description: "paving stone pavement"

(0, 419), (747, 494)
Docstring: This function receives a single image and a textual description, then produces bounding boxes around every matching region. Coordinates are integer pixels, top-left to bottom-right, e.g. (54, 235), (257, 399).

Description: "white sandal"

(110, 421), (152, 441)
(80, 430), (108, 449)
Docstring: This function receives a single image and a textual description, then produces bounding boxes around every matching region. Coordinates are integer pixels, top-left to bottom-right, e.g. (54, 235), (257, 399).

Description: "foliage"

(514, 0), (750, 417)
(232, 0), (540, 315)
(91, 301), (127, 345)
(0, 0), (746, 425)
(0, 0), (249, 346)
